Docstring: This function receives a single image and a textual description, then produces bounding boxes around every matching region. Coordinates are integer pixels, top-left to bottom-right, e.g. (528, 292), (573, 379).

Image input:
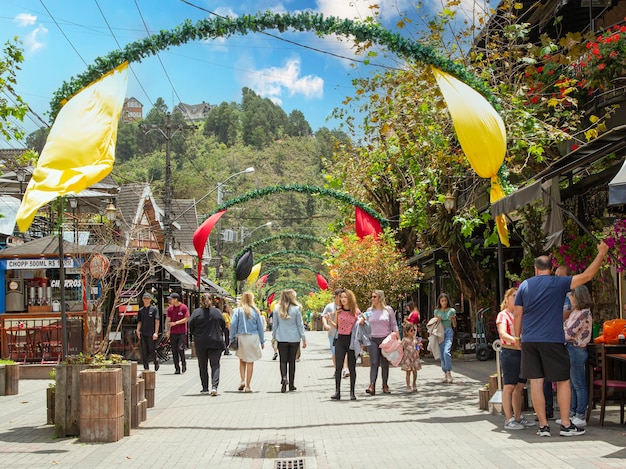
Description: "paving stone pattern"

(1, 331), (625, 468)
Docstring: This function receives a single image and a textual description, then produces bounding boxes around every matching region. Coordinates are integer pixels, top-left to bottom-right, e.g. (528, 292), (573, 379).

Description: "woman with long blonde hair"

(272, 289), (307, 392)
(364, 289), (399, 395)
(230, 291), (265, 393)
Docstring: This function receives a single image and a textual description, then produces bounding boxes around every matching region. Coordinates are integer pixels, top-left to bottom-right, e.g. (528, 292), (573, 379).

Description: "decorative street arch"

(51, 12), (497, 118)
(207, 184), (387, 227)
(263, 263), (321, 278)
(233, 233), (326, 269)
(256, 250), (324, 264)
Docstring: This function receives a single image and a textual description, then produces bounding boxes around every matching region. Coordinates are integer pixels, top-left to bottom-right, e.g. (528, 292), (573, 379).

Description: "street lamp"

(15, 167), (26, 195)
(68, 196), (78, 243)
(444, 193), (457, 213)
(172, 166), (255, 223)
(105, 200), (117, 222)
(241, 221), (272, 244)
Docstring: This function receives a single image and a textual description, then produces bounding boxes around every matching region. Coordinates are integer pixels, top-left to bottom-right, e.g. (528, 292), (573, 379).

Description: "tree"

(204, 101), (241, 146)
(0, 38), (28, 142)
(325, 231), (421, 309)
(286, 110), (311, 137)
(325, 0), (610, 316)
(25, 127), (49, 154)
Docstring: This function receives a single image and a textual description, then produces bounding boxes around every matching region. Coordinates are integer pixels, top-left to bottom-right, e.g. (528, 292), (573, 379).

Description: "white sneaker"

(571, 416), (587, 427)
(504, 417), (524, 430)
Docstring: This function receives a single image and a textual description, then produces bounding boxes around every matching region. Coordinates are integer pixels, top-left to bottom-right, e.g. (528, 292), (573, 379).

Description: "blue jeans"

(439, 327), (453, 373)
(567, 343), (588, 418)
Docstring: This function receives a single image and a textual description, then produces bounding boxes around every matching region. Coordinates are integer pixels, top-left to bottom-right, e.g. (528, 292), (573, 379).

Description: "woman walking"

(365, 290), (398, 395)
(331, 289), (360, 401)
(434, 292), (456, 383)
(561, 285), (593, 427)
(272, 289), (307, 392)
(230, 291), (265, 393)
(188, 294), (226, 395)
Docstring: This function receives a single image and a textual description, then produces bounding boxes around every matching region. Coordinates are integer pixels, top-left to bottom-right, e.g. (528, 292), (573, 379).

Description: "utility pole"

(141, 112), (195, 257)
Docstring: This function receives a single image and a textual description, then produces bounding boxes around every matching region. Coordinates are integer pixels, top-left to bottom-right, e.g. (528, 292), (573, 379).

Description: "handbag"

(229, 336), (239, 351)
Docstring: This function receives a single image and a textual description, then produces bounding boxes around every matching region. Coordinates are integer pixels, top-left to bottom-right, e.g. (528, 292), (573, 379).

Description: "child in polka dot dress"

(401, 323), (422, 393)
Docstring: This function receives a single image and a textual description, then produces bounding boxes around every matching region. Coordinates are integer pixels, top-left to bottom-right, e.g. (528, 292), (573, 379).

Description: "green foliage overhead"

(1, 38), (28, 142)
(50, 11), (497, 119)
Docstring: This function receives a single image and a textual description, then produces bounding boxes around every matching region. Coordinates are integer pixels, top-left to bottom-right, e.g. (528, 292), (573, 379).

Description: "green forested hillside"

(110, 89), (349, 289)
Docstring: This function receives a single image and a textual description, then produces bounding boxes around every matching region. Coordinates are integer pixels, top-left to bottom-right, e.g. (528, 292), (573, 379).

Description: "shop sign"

(7, 258), (74, 269)
(50, 279), (82, 288)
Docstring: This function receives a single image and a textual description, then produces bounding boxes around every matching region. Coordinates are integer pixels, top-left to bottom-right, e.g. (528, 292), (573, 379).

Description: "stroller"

(156, 334), (172, 362)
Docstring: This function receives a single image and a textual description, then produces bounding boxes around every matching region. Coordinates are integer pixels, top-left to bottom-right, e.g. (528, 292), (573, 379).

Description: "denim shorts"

(500, 348), (526, 385)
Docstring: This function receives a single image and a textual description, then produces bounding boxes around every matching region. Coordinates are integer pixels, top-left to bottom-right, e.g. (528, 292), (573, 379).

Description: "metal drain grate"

(274, 458), (306, 469)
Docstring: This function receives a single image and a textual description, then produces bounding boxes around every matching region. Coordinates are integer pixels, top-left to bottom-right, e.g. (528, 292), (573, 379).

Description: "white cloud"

(23, 25), (48, 54)
(13, 13), (37, 27)
(242, 56), (324, 103)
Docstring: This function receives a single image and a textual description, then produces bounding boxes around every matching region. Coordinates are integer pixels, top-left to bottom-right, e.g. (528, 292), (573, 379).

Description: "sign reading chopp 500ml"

(6, 258), (74, 269)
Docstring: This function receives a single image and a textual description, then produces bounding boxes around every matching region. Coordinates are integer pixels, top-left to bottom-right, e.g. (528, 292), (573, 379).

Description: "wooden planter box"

(46, 387), (55, 424)
(361, 355), (370, 367)
(479, 388), (490, 410)
(79, 368), (124, 442)
(0, 363), (19, 395)
(55, 362), (134, 438)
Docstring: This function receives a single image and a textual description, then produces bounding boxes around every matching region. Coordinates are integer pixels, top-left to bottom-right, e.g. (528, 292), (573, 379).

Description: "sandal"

(238, 382), (245, 391)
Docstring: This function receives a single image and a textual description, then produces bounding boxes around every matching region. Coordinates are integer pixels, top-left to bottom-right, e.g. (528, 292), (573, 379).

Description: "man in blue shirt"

(514, 241), (608, 437)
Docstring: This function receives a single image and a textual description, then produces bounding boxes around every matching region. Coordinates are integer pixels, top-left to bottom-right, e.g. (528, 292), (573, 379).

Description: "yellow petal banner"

(16, 62), (129, 232)
(432, 68), (510, 246)
(247, 262), (262, 286)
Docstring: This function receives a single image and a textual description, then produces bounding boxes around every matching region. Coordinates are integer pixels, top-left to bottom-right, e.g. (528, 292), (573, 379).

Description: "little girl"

(401, 324), (422, 392)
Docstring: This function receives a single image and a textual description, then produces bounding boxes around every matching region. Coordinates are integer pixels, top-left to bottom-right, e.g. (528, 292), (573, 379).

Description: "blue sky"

(1, 0), (482, 145)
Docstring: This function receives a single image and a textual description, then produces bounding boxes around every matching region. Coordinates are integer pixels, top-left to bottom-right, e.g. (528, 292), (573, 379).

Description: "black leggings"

(334, 334), (356, 393)
(278, 341), (299, 385)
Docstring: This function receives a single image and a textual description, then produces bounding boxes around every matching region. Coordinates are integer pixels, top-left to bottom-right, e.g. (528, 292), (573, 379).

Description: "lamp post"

(241, 221), (272, 245)
(15, 167), (26, 195)
(212, 167), (255, 270)
(68, 196), (78, 243)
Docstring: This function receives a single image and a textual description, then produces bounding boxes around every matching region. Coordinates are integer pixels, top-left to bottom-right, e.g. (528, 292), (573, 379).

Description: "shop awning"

(609, 158), (626, 206)
(492, 124), (626, 217)
(198, 276), (234, 300)
(161, 262), (197, 290)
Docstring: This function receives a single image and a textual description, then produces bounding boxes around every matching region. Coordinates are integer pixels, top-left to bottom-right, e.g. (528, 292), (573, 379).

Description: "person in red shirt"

(166, 292), (189, 374)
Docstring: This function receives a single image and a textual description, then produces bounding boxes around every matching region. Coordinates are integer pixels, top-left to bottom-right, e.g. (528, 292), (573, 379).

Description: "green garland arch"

(233, 233), (326, 271)
(263, 263), (322, 278)
(51, 12), (498, 119)
(256, 249), (324, 265)
(265, 280), (319, 297)
(207, 184), (387, 227)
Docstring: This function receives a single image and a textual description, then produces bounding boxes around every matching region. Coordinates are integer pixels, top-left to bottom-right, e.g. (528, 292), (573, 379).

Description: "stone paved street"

(1, 331), (625, 468)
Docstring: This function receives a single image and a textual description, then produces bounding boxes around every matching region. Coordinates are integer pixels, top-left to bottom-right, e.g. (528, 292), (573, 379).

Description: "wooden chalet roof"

(169, 198), (198, 256)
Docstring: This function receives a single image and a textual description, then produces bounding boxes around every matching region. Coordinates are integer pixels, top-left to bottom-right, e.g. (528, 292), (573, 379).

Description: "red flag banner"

(257, 274), (268, 288)
(355, 206), (382, 239)
(192, 210), (226, 286)
(316, 273), (329, 290)
(267, 292), (275, 307)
